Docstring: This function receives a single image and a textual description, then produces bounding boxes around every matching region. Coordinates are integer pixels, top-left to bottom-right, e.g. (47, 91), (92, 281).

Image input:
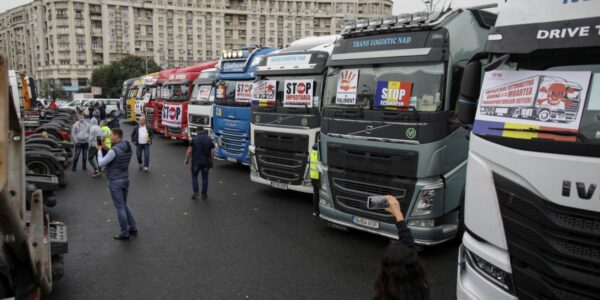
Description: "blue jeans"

(108, 178), (137, 236)
(73, 143), (88, 170)
(136, 144), (150, 167)
(191, 164), (209, 195)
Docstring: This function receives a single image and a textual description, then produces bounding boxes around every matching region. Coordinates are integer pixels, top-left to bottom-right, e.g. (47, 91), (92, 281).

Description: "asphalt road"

(47, 122), (458, 300)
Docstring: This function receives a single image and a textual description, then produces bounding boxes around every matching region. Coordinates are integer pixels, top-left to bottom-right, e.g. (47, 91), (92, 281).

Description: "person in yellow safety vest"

(100, 120), (112, 149)
(310, 143), (320, 217)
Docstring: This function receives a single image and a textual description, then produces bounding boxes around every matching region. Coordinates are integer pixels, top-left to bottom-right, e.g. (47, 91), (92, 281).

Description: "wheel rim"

(27, 161), (51, 175)
(539, 111), (550, 121)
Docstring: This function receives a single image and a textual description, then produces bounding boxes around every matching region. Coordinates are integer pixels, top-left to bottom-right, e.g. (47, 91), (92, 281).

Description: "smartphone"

(96, 136), (103, 147)
(367, 195), (389, 209)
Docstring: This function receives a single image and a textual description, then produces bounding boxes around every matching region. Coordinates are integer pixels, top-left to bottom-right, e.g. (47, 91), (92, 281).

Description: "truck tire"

(538, 109), (551, 122)
(26, 152), (66, 187)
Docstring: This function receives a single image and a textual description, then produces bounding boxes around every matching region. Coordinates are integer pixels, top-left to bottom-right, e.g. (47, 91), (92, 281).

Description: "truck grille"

(189, 115), (209, 125)
(494, 174), (600, 300)
(254, 131), (308, 185)
(328, 167), (414, 222)
(145, 108), (154, 124)
(220, 129), (247, 155)
(166, 126), (181, 135)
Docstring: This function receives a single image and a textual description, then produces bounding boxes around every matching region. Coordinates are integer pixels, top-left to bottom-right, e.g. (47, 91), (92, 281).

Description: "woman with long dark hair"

(373, 196), (430, 300)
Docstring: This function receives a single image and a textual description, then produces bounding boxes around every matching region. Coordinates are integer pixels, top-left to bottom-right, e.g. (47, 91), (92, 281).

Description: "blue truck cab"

(213, 46), (278, 164)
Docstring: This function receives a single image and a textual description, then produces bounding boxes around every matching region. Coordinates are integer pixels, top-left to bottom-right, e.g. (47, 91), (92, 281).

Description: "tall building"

(0, 0), (392, 94)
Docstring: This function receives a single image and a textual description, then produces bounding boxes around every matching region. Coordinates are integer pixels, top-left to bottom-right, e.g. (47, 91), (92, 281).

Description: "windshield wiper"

(489, 127), (587, 142)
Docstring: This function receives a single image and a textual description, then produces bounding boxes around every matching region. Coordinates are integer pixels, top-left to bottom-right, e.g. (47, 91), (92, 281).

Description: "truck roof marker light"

(356, 18), (369, 29)
(396, 14), (412, 24)
(369, 18), (383, 27)
(382, 16), (397, 26)
(488, 33), (503, 41)
(411, 11), (429, 23)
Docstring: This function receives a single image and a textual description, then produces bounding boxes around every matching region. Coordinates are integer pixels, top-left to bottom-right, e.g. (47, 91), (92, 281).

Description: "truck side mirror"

(456, 60), (482, 125)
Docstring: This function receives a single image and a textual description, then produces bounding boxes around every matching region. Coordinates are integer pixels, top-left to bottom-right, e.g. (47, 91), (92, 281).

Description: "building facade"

(0, 0), (392, 94)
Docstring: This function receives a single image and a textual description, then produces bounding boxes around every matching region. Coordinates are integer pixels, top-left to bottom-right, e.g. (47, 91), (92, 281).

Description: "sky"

(0, 0), (497, 14)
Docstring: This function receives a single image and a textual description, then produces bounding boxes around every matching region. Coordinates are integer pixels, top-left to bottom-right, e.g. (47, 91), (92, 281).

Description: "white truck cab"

(456, 1), (600, 299)
(188, 68), (217, 139)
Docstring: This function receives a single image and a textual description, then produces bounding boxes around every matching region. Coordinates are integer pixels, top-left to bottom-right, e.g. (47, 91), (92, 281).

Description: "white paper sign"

(235, 82), (254, 102)
(161, 103), (183, 127)
(252, 80), (277, 104)
(160, 86), (171, 99)
(336, 69), (359, 105)
(476, 70), (591, 130)
(284, 80), (314, 107)
(196, 85), (212, 101)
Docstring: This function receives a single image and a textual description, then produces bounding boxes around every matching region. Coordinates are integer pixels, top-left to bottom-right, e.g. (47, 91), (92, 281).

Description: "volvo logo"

(365, 125), (373, 134)
(276, 116), (283, 124)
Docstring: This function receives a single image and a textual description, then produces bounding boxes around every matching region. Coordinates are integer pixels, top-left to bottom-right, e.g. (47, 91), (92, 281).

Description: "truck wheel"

(512, 109), (520, 118)
(538, 110), (551, 122)
(27, 160), (56, 176)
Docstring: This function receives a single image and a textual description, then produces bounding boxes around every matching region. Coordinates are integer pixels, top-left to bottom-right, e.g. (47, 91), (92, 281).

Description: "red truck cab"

(146, 68), (178, 132)
(161, 61), (217, 140)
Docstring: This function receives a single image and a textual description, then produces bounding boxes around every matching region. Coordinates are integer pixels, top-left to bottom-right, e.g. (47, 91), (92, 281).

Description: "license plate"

(226, 157), (237, 162)
(352, 216), (379, 229)
(271, 181), (288, 190)
(171, 136), (176, 140)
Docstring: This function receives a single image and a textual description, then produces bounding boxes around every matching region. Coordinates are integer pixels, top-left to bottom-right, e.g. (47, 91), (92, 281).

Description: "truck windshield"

(190, 84), (214, 105)
(214, 80), (252, 107)
(137, 86), (157, 101)
(166, 84), (189, 102)
(127, 88), (138, 99)
(496, 62), (600, 146)
(255, 75), (323, 112)
(323, 63), (445, 112)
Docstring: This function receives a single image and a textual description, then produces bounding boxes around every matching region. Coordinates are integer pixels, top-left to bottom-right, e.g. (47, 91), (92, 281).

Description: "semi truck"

(456, 1), (600, 299)
(144, 68), (179, 131)
(318, 9), (495, 244)
(123, 77), (140, 123)
(134, 72), (159, 122)
(213, 46), (278, 164)
(249, 36), (338, 193)
(188, 67), (217, 139)
(162, 61), (217, 141)
(0, 55), (68, 299)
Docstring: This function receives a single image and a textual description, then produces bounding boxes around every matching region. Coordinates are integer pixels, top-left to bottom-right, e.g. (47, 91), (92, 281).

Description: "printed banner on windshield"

(252, 80), (277, 107)
(474, 70), (591, 141)
(335, 69), (359, 105)
(235, 82), (254, 102)
(196, 85), (212, 101)
(161, 103), (183, 127)
(284, 80), (314, 107)
(374, 81), (413, 108)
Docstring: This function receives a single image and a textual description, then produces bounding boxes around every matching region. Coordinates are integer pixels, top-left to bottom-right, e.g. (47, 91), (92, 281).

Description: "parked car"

(61, 98), (120, 117)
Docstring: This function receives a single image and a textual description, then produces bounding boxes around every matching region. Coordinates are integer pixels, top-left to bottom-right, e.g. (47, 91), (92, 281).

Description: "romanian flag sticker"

(374, 81), (413, 109)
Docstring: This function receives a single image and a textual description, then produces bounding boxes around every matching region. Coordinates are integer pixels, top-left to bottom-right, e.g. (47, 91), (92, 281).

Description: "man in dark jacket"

(97, 128), (137, 240)
(131, 116), (153, 172)
(184, 126), (214, 200)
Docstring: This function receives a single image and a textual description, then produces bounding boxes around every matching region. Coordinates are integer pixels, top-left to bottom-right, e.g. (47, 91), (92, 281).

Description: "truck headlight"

(411, 183), (443, 216)
(184, 127), (189, 134)
(464, 247), (514, 293)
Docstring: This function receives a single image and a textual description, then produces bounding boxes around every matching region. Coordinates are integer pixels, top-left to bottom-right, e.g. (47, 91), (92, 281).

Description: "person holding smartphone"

(373, 196), (430, 300)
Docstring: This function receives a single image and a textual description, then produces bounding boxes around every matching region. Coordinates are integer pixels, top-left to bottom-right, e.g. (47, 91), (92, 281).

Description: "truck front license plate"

(271, 182), (288, 190)
(171, 137), (176, 140)
(352, 216), (379, 229)
(226, 157), (237, 163)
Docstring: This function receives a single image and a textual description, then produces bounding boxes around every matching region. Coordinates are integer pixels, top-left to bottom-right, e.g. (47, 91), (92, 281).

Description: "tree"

(39, 80), (67, 100)
(91, 55), (162, 98)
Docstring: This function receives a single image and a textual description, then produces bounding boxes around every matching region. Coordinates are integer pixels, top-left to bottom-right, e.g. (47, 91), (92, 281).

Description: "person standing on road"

(88, 118), (102, 177)
(184, 126), (214, 200)
(100, 102), (107, 121)
(100, 120), (112, 149)
(48, 98), (58, 110)
(71, 114), (90, 171)
(97, 128), (138, 240)
(309, 142), (320, 217)
(131, 116), (153, 172)
(373, 196), (430, 300)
